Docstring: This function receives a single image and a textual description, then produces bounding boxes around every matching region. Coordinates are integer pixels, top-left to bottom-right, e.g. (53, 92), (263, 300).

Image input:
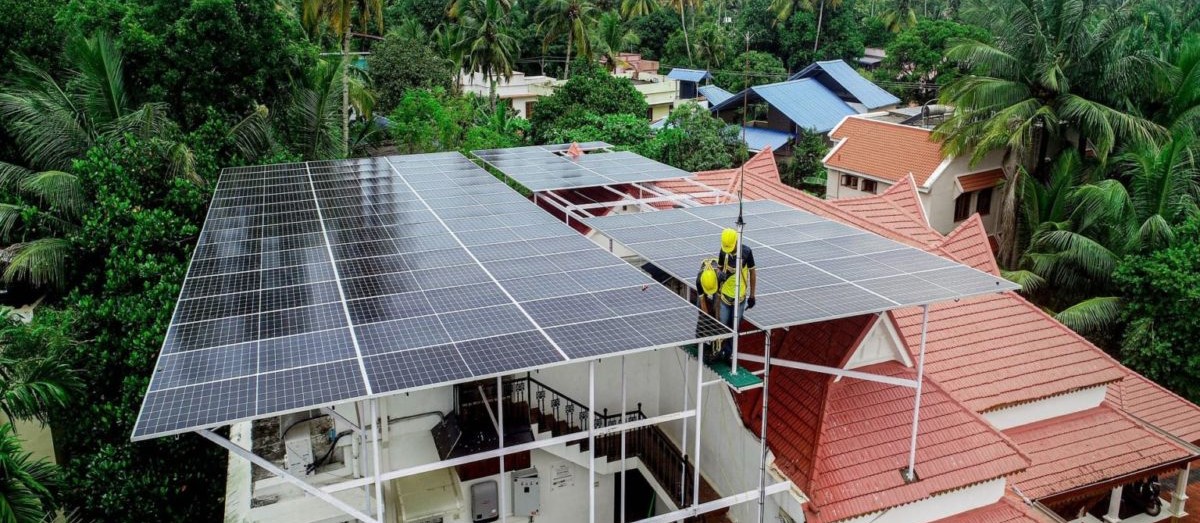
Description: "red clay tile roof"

(934, 494), (1048, 523)
(1107, 371), (1200, 444)
(889, 295), (1126, 413)
(826, 116), (947, 186)
(1004, 403), (1195, 500)
(829, 175), (943, 246)
(937, 215), (1000, 276)
(957, 169), (1006, 192)
(735, 321), (1028, 523)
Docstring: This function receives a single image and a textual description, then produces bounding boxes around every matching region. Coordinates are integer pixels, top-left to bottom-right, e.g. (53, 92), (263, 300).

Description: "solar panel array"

(585, 201), (1019, 330)
(472, 144), (694, 192)
(132, 152), (730, 440)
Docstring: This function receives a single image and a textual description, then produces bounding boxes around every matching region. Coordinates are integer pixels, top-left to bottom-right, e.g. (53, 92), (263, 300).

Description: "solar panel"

(471, 144), (694, 191)
(132, 153), (730, 441)
(584, 201), (1019, 330)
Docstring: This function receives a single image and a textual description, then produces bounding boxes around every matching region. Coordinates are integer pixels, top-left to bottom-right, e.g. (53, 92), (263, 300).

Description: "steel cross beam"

(637, 481), (794, 523)
(737, 354), (919, 388)
(196, 429), (379, 523)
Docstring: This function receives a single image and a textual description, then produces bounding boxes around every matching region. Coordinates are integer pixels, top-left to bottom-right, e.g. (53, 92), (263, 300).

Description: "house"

(212, 148), (1199, 523)
(665, 68), (712, 100)
(697, 84), (734, 106)
(822, 111), (1006, 235)
(858, 47), (887, 69)
(460, 71), (558, 118)
(709, 59), (902, 155)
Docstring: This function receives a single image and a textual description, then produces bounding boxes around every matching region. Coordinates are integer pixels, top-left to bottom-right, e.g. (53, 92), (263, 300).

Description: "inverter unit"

(471, 480), (499, 522)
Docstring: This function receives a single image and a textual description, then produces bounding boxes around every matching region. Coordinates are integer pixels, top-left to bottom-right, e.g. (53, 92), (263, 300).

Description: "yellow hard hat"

(700, 268), (718, 295)
(721, 228), (738, 253)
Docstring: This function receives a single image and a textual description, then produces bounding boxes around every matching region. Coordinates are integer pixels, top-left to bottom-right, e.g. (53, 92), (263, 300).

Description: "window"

(975, 188), (993, 216)
(525, 101), (535, 117)
(647, 107), (655, 120)
(953, 192), (973, 222)
(841, 174), (858, 188)
(860, 179), (878, 194)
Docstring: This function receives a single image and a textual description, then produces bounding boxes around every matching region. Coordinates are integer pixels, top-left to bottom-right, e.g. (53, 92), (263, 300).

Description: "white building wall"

(924, 150), (1004, 235)
(983, 385), (1108, 430)
(529, 350), (664, 418)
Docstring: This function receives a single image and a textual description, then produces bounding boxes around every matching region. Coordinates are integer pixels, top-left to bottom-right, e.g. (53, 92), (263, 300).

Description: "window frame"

(953, 192), (973, 222)
(841, 174), (858, 188)
(975, 187), (993, 216)
(860, 179), (878, 194)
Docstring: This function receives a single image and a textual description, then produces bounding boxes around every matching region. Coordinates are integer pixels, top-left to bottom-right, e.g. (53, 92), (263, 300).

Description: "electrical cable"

(306, 429), (354, 475)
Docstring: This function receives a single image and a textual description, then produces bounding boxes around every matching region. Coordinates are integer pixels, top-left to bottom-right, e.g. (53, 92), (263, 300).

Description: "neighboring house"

(823, 111), (1006, 235)
(710, 59), (902, 155)
(858, 47), (887, 69)
(697, 84), (734, 106)
(460, 71), (558, 118)
(666, 68), (712, 100)
(651, 148), (1200, 523)
(611, 56), (679, 122)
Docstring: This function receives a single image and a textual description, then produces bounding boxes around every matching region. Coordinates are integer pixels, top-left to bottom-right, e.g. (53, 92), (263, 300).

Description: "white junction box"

(511, 467), (540, 517)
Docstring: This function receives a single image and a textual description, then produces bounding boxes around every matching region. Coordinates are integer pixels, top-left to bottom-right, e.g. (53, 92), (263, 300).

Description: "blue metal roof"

(698, 85), (734, 106)
(790, 59), (900, 110)
(738, 126), (794, 152)
(749, 79), (858, 133)
(667, 68), (713, 83)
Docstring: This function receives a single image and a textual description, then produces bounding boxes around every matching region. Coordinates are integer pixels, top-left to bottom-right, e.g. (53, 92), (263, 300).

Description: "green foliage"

(736, 0), (781, 55)
(52, 136), (224, 521)
(781, 131), (829, 195)
(385, 0), (448, 33)
(716, 51), (788, 92)
(369, 32), (455, 113)
(389, 89), (470, 153)
(776, 1), (864, 69)
(1114, 216), (1200, 401)
(456, 0), (521, 103)
(530, 64), (647, 142)
(0, 0), (65, 73)
(637, 103), (744, 172)
(627, 9), (680, 59)
(542, 113), (652, 145)
(0, 423), (58, 523)
(881, 19), (989, 101)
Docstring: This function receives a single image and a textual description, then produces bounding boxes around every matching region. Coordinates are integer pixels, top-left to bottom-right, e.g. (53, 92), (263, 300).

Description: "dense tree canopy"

(530, 63), (647, 141)
(369, 32), (456, 113)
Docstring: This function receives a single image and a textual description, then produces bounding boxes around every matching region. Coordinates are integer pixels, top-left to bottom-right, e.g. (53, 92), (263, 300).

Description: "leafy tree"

(627, 9), (681, 59)
(0, 0), (64, 73)
(302, 0), (385, 150)
(736, 0), (781, 55)
(781, 131), (829, 195)
(637, 103), (744, 171)
(542, 113), (653, 144)
(530, 64), (647, 142)
(1113, 216), (1200, 401)
(621, 0), (657, 19)
(279, 59), (374, 160)
(0, 424), (57, 523)
(594, 12), (642, 70)
(692, 22), (733, 70)
(881, 19), (989, 101)
(385, 0), (448, 33)
(537, 0), (598, 79)
(457, 0), (520, 106)
(935, 0), (1163, 180)
(389, 89), (468, 153)
(369, 32), (456, 112)
(1151, 36), (1200, 132)
(770, 0), (842, 53)
(881, 0), (916, 32)
(661, 0), (698, 63)
(776, 3), (864, 69)
(717, 51), (788, 92)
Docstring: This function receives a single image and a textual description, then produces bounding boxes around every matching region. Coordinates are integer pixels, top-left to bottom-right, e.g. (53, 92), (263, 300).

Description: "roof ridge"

(937, 215), (1001, 276)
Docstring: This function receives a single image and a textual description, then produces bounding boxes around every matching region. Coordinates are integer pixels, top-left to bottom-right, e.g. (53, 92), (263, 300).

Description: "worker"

(695, 258), (721, 363)
(716, 228), (756, 364)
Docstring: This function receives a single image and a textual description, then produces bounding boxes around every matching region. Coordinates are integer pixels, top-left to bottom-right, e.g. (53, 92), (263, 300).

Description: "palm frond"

(1054, 296), (1122, 334)
(18, 171), (84, 219)
(2, 239), (71, 290)
(1001, 269), (1045, 294)
(227, 105), (273, 163)
(67, 32), (128, 124)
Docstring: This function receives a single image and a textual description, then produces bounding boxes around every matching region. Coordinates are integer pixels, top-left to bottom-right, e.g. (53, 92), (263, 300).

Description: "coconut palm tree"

(538, 0), (598, 80)
(301, 0), (385, 154)
(284, 58), (375, 160)
(935, 0), (1164, 182)
(880, 0), (916, 32)
(620, 0), (656, 19)
(692, 23), (729, 70)
(0, 33), (201, 290)
(769, 0), (842, 51)
(594, 12), (641, 70)
(661, 0), (697, 62)
(0, 423), (58, 523)
(457, 0), (520, 107)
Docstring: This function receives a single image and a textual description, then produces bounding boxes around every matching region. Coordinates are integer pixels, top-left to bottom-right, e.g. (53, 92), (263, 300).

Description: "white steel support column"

(370, 399), (384, 522)
(588, 361), (597, 523)
(693, 349), (705, 506)
(1103, 485), (1123, 523)
(620, 356), (628, 523)
(1172, 463), (1190, 517)
(757, 330), (772, 523)
(680, 351), (690, 504)
(498, 375), (507, 523)
(905, 304), (930, 481)
(196, 429), (379, 523)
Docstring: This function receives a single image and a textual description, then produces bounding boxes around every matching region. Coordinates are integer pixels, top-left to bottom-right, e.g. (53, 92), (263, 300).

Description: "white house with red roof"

(822, 112), (1008, 235)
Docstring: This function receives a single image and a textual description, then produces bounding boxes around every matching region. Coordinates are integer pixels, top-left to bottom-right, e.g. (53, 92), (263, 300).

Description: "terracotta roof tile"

(937, 215), (1000, 276)
(958, 169), (1006, 192)
(934, 493), (1049, 523)
(826, 116), (947, 186)
(830, 175), (943, 246)
(1005, 403), (1195, 500)
(1107, 371), (1200, 444)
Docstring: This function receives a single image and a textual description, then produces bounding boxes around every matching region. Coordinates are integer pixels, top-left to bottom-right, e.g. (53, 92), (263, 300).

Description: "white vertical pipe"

(498, 375), (506, 523)
(588, 361), (596, 523)
(620, 356), (628, 523)
(692, 349), (704, 506)
(906, 304), (930, 480)
(757, 330), (771, 523)
(370, 399), (384, 522)
(731, 222), (745, 374)
(680, 350), (689, 504)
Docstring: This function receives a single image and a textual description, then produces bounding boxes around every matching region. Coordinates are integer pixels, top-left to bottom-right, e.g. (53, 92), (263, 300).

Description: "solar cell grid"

(133, 152), (731, 441)
(471, 144), (693, 191)
(584, 202), (1019, 330)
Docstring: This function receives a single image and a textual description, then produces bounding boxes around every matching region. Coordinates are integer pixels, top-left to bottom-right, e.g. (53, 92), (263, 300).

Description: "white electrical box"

(511, 467), (540, 517)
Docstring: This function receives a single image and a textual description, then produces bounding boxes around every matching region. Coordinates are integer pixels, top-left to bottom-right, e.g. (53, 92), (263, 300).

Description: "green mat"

(681, 344), (763, 392)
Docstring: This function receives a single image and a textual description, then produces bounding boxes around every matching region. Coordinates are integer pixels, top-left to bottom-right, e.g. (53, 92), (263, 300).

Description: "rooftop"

(826, 116), (947, 186)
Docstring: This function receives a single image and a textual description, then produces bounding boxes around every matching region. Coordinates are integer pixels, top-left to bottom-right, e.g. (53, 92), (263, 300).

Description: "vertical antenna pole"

(731, 32), (752, 375)
(906, 304), (930, 481)
(757, 330), (772, 523)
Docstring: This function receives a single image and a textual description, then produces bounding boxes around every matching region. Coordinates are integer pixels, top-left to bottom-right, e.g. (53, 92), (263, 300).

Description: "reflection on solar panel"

(585, 201), (1019, 330)
(471, 144), (694, 191)
(132, 152), (729, 440)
